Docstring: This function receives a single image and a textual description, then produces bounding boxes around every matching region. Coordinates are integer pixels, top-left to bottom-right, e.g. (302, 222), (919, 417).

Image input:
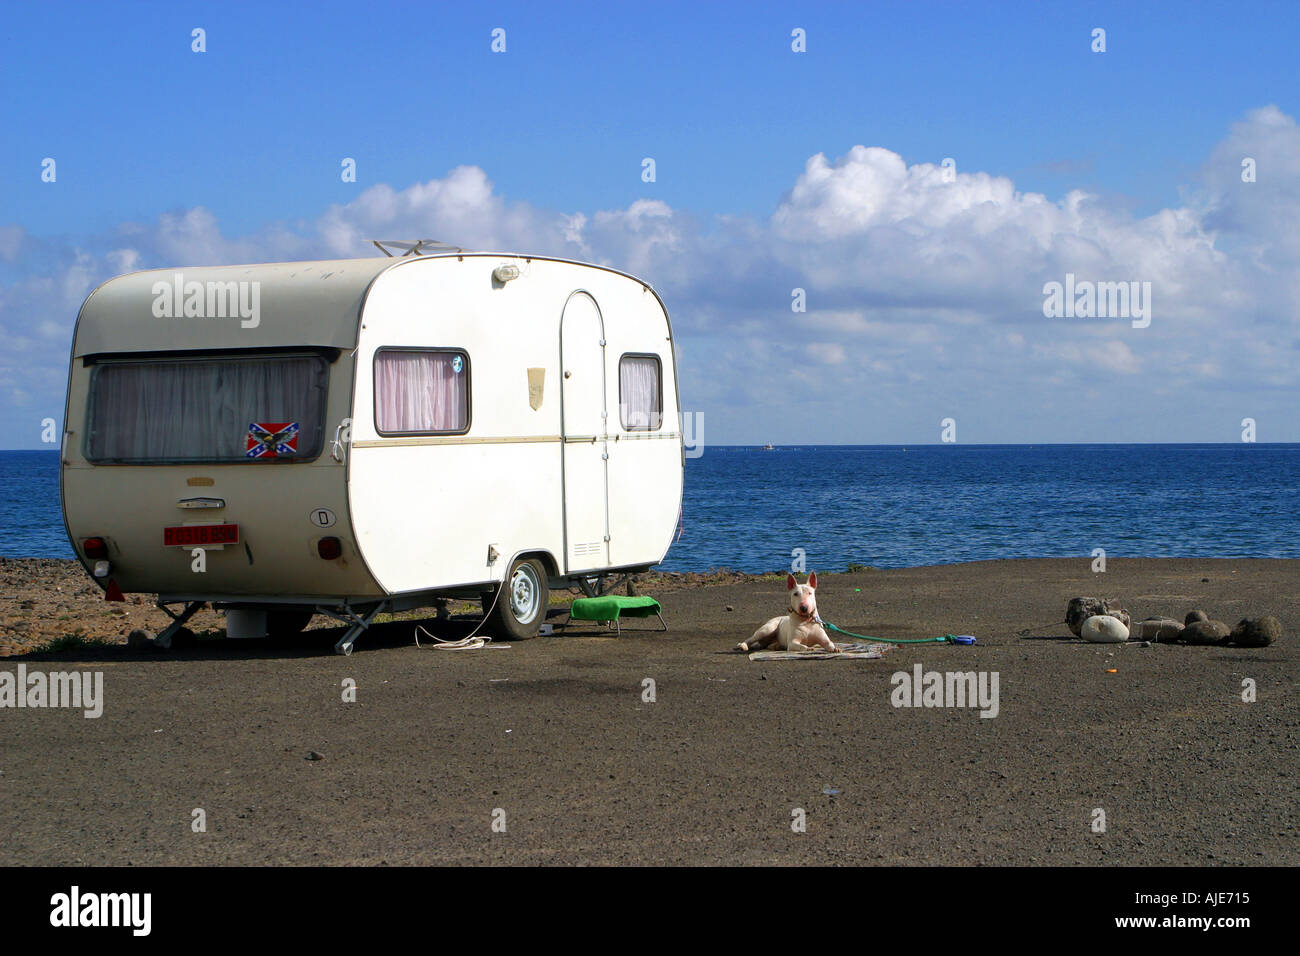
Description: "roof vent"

(370, 239), (467, 257)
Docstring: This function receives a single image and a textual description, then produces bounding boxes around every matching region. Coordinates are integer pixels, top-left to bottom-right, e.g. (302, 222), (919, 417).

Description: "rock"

(1180, 620), (1230, 645)
(1184, 610), (1208, 625)
(1081, 615), (1129, 643)
(306, 751), (325, 761)
(126, 629), (153, 650)
(725, 605), (734, 612)
(1066, 598), (1130, 636)
(1132, 617), (1184, 642)
(1066, 598), (1106, 635)
(1230, 617), (1281, 648)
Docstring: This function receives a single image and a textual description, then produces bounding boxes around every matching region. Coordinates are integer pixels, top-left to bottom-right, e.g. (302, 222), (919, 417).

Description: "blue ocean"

(4, 445), (1298, 572)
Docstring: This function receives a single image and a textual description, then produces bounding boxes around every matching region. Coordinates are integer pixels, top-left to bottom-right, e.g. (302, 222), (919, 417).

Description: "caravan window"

(374, 349), (470, 435)
(619, 354), (662, 431)
(85, 353), (328, 463)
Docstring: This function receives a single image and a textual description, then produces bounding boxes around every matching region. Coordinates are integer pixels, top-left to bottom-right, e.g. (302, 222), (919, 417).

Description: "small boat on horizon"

(762, 443), (775, 451)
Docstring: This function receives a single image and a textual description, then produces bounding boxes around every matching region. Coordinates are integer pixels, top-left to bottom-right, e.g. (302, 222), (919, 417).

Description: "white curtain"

(374, 351), (468, 433)
(86, 355), (327, 462)
(619, 355), (661, 430)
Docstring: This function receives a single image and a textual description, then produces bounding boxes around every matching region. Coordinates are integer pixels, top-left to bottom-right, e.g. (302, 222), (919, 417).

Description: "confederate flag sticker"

(246, 422), (299, 458)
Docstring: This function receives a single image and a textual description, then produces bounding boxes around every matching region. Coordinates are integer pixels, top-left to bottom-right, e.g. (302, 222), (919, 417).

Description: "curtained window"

(619, 354), (662, 431)
(374, 349), (469, 434)
(85, 353), (328, 462)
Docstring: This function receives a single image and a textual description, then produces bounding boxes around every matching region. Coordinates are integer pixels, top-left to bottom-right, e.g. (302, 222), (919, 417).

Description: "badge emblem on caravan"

(527, 367), (545, 410)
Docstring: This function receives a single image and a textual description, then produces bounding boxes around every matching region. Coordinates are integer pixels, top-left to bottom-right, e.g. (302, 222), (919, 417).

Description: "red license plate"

(163, 524), (239, 547)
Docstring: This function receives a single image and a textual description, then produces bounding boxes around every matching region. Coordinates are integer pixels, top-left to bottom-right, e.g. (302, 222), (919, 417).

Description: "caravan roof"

(71, 253), (664, 359)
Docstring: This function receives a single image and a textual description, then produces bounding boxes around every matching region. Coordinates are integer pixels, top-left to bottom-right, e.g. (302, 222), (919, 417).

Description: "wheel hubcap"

(510, 565), (540, 623)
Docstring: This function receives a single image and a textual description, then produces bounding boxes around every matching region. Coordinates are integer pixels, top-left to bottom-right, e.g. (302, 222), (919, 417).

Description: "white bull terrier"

(735, 571), (840, 653)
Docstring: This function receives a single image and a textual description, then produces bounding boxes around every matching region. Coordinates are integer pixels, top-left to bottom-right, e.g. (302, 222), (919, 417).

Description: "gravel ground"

(0, 557), (1295, 865)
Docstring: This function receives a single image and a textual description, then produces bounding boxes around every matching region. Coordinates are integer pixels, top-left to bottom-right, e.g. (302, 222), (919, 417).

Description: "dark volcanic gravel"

(1, 558), (1296, 865)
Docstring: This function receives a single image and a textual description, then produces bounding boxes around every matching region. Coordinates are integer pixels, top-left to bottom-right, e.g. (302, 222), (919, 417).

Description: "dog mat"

(748, 642), (892, 662)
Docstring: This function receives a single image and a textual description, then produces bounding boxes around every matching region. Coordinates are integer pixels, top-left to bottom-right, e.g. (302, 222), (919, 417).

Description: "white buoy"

(1081, 614), (1129, 643)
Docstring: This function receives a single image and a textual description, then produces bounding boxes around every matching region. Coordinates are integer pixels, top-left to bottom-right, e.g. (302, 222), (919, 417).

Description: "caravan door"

(559, 292), (610, 572)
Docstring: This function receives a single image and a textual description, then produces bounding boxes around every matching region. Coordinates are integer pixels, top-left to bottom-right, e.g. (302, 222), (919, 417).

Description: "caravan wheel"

(485, 558), (549, 640)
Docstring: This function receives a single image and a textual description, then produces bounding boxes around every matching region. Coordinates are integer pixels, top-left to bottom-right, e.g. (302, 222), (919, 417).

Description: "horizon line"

(3, 440), (1298, 452)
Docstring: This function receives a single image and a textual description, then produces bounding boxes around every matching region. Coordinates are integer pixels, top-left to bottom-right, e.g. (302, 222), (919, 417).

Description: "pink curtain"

(374, 351), (468, 433)
(619, 355), (662, 430)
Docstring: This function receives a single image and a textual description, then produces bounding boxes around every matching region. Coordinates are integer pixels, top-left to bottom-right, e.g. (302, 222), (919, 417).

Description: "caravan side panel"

(347, 257), (568, 593)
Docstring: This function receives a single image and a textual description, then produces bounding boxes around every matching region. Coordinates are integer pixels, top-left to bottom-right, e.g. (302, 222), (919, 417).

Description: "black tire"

(266, 610), (313, 638)
(483, 557), (549, 640)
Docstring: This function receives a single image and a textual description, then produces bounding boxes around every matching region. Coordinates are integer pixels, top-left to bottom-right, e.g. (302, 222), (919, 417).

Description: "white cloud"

(768, 142), (1230, 327)
(1031, 338), (1141, 376)
(316, 165), (549, 256)
(0, 226), (25, 262)
(806, 342), (847, 365)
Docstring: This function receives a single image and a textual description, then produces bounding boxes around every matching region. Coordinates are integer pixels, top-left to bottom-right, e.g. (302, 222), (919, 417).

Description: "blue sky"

(3, 0), (1300, 446)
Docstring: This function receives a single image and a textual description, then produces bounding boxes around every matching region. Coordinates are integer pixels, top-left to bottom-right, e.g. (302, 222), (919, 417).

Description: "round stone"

(1133, 617), (1184, 642)
(1081, 614), (1129, 643)
(1230, 617), (1281, 648)
(1180, 620), (1230, 645)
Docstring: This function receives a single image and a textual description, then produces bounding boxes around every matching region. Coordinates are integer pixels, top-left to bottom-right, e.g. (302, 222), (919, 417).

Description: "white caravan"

(61, 252), (684, 653)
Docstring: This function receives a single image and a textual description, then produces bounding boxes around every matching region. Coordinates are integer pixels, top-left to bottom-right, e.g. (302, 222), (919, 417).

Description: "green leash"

(820, 619), (975, 646)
